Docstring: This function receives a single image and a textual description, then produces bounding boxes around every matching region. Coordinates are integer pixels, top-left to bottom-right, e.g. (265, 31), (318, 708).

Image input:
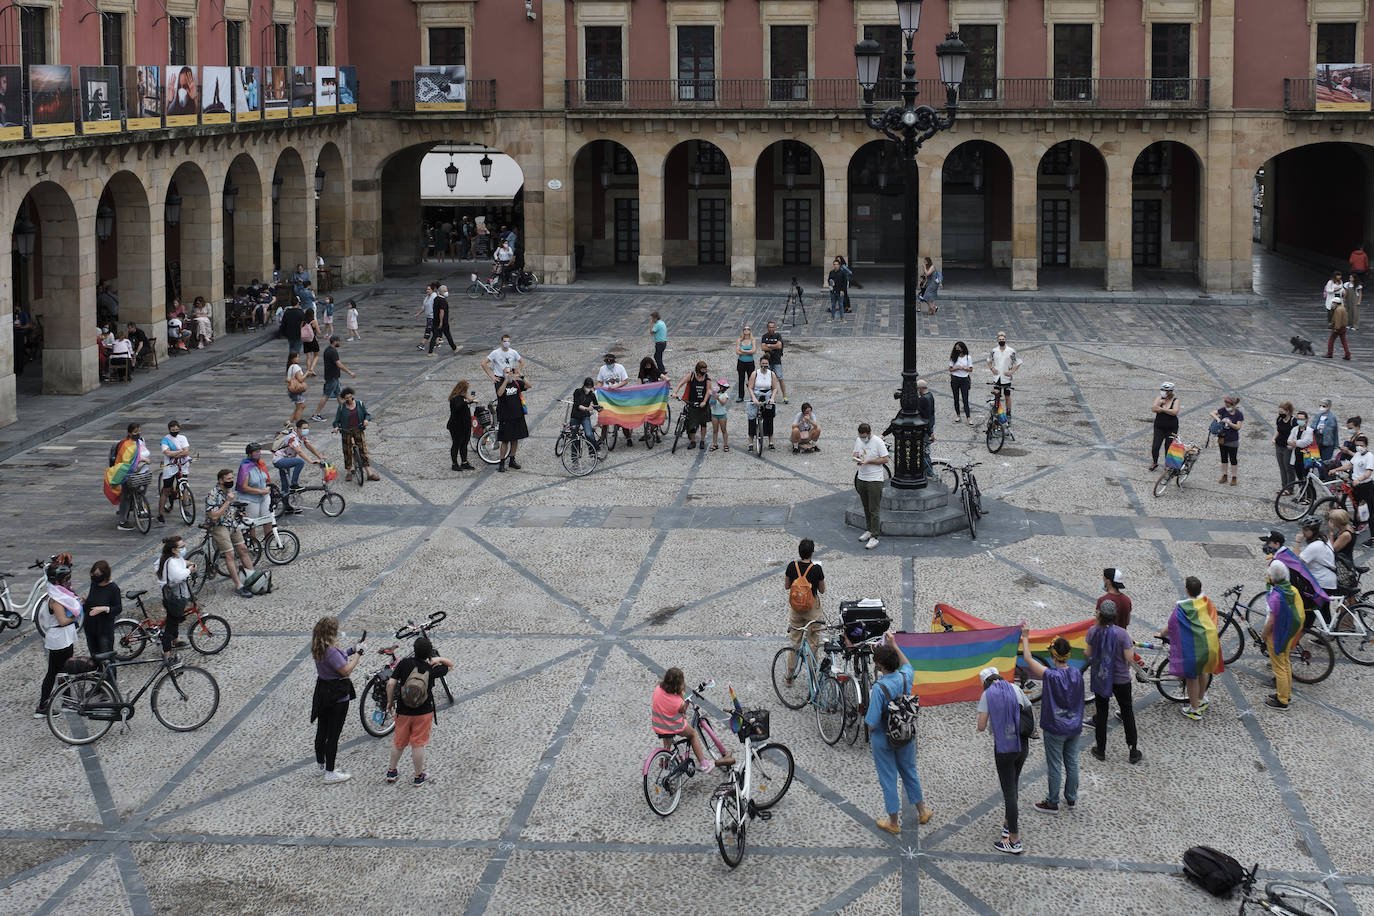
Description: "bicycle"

(125, 467), (156, 534)
(466, 272), (506, 301)
(1, 559), (56, 636)
(670, 399), (690, 454)
(770, 619), (849, 741)
(935, 459), (985, 537)
(238, 506), (301, 565)
(749, 399), (776, 459)
(1275, 467), (1352, 521)
(269, 462), (347, 518)
(985, 382), (1016, 454)
(1128, 637), (1214, 702)
(553, 399), (603, 477)
(1235, 864), (1338, 915)
(1235, 579), (1373, 668)
(111, 588), (231, 660)
(642, 679), (735, 816)
(46, 652), (221, 745)
(836, 639), (878, 746)
(514, 268), (540, 294)
(156, 455), (199, 525)
(713, 700), (794, 868)
(476, 399), (504, 465)
(1152, 437), (1202, 497)
(358, 611), (456, 738)
(346, 436), (367, 489)
(1216, 585), (1336, 683)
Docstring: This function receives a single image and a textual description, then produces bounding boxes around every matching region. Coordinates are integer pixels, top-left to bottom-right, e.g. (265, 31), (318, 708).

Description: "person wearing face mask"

(166, 66), (198, 115)
(1209, 396), (1245, 487)
(311, 616), (364, 784)
(483, 334), (523, 382)
(1297, 519), (1339, 610)
(1346, 436), (1374, 544)
(1261, 560), (1305, 711)
(106, 422), (151, 532)
(1148, 382), (1180, 472)
(155, 536), (195, 660)
(746, 358), (778, 451)
(1272, 402), (1297, 492)
(985, 332), (1022, 418)
(206, 468), (259, 597)
(1285, 410), (1315, 490)
(274, 419), (327, 512)
(83, 560), (121, 658)
(569, 377), (602, 450)
(35, 558), (81, 718)
(676, 361), (713, 451)
(494, 368), (531, 471)
(853, 423), (889, 550)
(1097, 569), (1132, 629)
(236, 443), (278, 540)
(1312, 398), (1339, 463)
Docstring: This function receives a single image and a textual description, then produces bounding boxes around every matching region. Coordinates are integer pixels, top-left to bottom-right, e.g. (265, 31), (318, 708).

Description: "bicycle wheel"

(554, 430), (569, 458)
(561, 435), (599, 477)
(933, 461), (959, 493)
(1290, 630), (1335, 684)
(467, 282), (481, 300)
(134, 491), (152, 534)
(671, 414), (686, 453)
(1242, 592), (1270, 629)
(187, 549), (210, 596)
(658, 402), (672, 436)
(263, 528), (300, 565)
(770, 645), (812, 710)
(986, 417), (1005, 454)
(752, 742), (795, 809)
(1275, 482), (1314, 521)
(353, 445), (366, 488)
(1263, 883), (1340, 916)
(1218, 612), (1246, 665)
(46, 677), (116, 745)
(1153, 655), (1190, 702)
(968, 472), (984, 516)
(516, 274), (534, 294)
(839, 675), (863, 745)
(112, 619), (149, 661)
(187, 613), (231, 655)
(359, 674), (395, 737)
(477, 429), (501, 464)
(602, 425), (619, 452)
(642, 748), (685, 816)
(319, 492), (346, 517)
(1334, 604), (1374, 665)
(815, 675), (846, 745)
(178, 483), (196, 525)
(715, 791), (746, 868)
(494, 282), (505, 301)
(151, 664), (220, 732)
(963, 487), (978, 540)
(1152, 469), (1174, 498)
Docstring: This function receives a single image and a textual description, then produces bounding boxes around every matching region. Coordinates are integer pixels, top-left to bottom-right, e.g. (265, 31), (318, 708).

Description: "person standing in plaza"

(415, 283), (435, 350)
(1324, 270), (1344, 321)
(1209, 396), (1244, 486)
(494, 366), (530, 472)
(676, 360), (713, 451)
(650, 311), (668, 375)
(1343, 273), (1361, 331)
(1347, 435), (1374, 545)
(1312, 398), (1339, 463)
(1085, 598), (1141, 763)
(986, 332), (1022, 417)
(977, 665), (1031, 854)
(853, 423), (888, 550)
(483, 334), (523, 382)
(447, 379), (476, 471)
(280, 297), (305, 355)
(300, 308), (322, 376)
(1098, 569), (1132, 629)
(106, 422), (151, 532)
(345, 300), (360, 340)
(709, 378), (731, 452)
(759, 321), (788, 405)
(827, 258), (849, 323)
(1326, 296), (1352, 360)
(734, 325), (757, 399)
(746, 357), (779, 452)
(427, 285), (456, 355)
(286, 352), (309, 427)
(1349, 243), (1368, 288)
(1159, 576), (1223, 722)
(1286, 409), (1315, 487)
(1262, 561), (1304, 711)
(311, 336), (355, 422)
(783, 538), (826, 666)
(948, 341), (973, 425)
(1148, 382), (1180, 471)
(155, 535), (194, 661)
(82, 560), (120, 658)
(205, 468), (259, 598)
(157, 419), (191, 526)
(915, 379), (936, 476)
(311, 616), (363, 784)
(385, 635), (454, 788)
(1020, 628), (1084, 815)
(868, 632), (932, 836)
(917, 256), (940, 315)
(1273, 402), (1298, 493)
(34, 558), (80, 718)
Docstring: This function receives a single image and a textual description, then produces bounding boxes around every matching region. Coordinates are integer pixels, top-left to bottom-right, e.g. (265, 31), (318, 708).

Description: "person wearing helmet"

(1149, 382), (1180, 471)
(35, 557), (81, 718)
(709, 378), (731, 451)
(235, 443), (277, 542)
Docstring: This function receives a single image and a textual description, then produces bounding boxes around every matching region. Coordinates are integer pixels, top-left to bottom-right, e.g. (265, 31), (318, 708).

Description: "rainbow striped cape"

(1267, 583), (1305, 656)
(1167, 596), (1224, 678)
(102, 438), (140, 505)
(932, 604), (1092, 671)
(1165, 438), (1187, 469)
(1273, 547), (1329, 607)
(893, 624), (1021, 706)
(596, 381), (669, 431)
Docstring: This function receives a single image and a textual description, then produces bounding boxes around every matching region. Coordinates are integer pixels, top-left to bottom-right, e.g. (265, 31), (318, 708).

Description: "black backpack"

(1182, 846), (1245, 898)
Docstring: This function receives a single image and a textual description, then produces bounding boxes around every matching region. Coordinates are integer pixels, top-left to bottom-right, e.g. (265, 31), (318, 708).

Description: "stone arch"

(1252, 140), (1374, 265)
(316, 142), (347, 272)
(274, 147), (310, 278)
(95, 171), (157, 347)
(941, 140), (1013, 269)
(848, 139), (908, 264)
(226, 153), (268, 290)
(166, 161), (215, 310)
(1037, 139), (1108, 280)
(662, 139), (732, 283)
(1130, 140), (1204, 279)
(571, 139), (640, 273)
(755, 139), (824, 270)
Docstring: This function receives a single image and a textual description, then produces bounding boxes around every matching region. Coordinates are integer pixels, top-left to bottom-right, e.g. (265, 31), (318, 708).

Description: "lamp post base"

(843, 480), (970, 538)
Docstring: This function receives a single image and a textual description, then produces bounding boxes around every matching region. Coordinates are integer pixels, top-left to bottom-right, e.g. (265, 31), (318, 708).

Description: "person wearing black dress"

(447, 379), (476, 471)
(495, 367), (531, 472)
(83, 560), (120, 657)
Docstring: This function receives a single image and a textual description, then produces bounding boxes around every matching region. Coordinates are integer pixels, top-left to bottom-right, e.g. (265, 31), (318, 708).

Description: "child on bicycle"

(651, 667), (719, 773)
(710, 380), (730, 452)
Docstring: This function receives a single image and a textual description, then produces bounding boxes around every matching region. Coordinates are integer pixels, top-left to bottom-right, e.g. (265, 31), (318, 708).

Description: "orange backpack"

(788, 562), (816, 612)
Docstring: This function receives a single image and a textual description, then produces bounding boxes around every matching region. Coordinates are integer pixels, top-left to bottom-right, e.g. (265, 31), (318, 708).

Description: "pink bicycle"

(642, 679), (734, 816)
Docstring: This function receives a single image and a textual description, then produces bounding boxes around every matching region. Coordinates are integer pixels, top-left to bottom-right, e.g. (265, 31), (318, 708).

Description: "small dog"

(1290, 335), (1314, 356)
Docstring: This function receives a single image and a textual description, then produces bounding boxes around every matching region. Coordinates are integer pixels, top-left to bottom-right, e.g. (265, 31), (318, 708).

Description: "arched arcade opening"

(572, 139), (639, 275)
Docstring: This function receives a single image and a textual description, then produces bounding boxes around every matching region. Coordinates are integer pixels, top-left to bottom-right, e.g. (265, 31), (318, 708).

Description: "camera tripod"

(782, 277), (808, 328)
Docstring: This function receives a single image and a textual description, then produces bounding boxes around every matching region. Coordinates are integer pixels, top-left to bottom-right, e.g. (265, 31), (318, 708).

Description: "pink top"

(651, 686), (685, 736)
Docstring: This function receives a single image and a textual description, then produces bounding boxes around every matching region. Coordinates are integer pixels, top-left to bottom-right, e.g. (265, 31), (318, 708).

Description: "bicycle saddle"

(125, 589), (147, 599)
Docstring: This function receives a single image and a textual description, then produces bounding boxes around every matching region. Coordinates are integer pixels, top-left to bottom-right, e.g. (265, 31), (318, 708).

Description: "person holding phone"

(311, 616), (365, 784)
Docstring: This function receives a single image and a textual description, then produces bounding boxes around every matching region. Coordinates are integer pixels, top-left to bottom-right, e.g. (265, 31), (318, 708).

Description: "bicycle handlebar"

(394, 610), (447, 640)
(787, 619), (834, 633)
(1223, 584), (1243, 596)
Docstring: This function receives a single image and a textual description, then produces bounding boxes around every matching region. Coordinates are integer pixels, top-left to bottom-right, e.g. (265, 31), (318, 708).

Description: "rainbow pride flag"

(996, 401), (1008, 423)
(1267, 583), (1305, 656)
(1165, 438), (1187, 469)
(1167, 596), (1224, 678)
(596, 381), (669, 431)
(1300, 443), (1322, 469)
(103, 438), (140, 505)
(893, 625), (1021, 706)
(932, 604), (1091, 671)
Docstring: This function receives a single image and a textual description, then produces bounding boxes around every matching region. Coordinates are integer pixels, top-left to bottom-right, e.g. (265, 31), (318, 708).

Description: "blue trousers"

(1042, 730), (1080, 806)
(274, 456), (305, 490)
(830, 289), (844, 320)
(871, 733), (923, 815)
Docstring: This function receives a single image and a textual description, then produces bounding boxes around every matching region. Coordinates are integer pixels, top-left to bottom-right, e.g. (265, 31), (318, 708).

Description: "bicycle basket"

(474, 405), (493, 429)
(840, 599), (891, 643)
(734, 708), (770, 744)
(125, 468), (154, 491)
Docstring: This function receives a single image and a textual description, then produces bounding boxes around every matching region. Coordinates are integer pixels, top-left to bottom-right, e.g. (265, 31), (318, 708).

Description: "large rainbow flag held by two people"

(1166, 595), (1225, 679)
(596, 381), (669, 431)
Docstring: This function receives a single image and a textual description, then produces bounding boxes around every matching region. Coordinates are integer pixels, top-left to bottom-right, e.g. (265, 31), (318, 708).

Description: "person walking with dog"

(1326, 297), (1351, 360)
(1148, 382), (1180, 471)
(1209, 396), (1244, 487)
(384, 635), (454, 787)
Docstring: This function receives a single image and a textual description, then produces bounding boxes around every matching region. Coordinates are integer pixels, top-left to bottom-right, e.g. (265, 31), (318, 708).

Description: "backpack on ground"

(788, 562), (816, 612)
(1181, 846), (1245, 898)
(877, 675), (919, 747)
(400, 662), (431, 708)
(246, 568), (272, 595)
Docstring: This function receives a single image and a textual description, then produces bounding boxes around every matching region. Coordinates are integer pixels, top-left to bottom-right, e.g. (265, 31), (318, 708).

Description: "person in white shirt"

(595, 353), (628, 388)
(156, 535), (194, 660)
(494, 240), (514, 286)
(1286, 411), (1315, 486)
(483, 335), (523, 382)
(791, 402), (821, 453)
(747, 359), (778, 450)
(948, 341), (974, 425)
(35, 558), (80, 718)
(986, 331), (1023, 417)
(1323, 271), (1343, 314)
(157, 419), (191, 525)
(1298, 517), (1338, 595)
(1345, 434), (1373, 545)
(853, 423), (889, 550)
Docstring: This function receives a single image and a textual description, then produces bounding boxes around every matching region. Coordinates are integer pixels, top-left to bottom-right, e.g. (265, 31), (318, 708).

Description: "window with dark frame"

(695, 141), (726, 175)
(585, 26), (623, 102)
(169, 17), (189, 66)
(613, 146), (638, 175)
(1316, 22), (1357, 63)
(102, 13), (125, 68)
(677, 25), (715, 101)
(19, 5), (47, 93)
(1151, 23), (1190, 100)
(428, 27), (466, 66)
(274, 23), (290, 68)
(960, 24), (998, 101)
(1052, 23), (1093, 100)
(316, 26), (331, 67)
(770, 25), (808, 101)
(863, 25), (903, 100)
(226, 20), (243, 67)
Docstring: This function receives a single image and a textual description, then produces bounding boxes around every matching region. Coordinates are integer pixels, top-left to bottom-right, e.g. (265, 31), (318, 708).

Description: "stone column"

(317, 168), (349, 273)
(40, 196), (99, 395)
(542, 1), (567, 112)
(730, 165), (756, 287)
(1200, 117), (1240, 294)
(538, 121), (573, 284)
(638, 164), (665, 285)
(820, 147), (848, 274)
(1011, 164), (1038, 291)
(1105, 157), (1133, 291)
(278, 169), (311, 276)
(918, 152), (941, 268)
(349, 176), (382, 284)
(0, 227), (14, 427)
(378, 149), (424, 272)
(177, 187), (221, 314)
(115, 190), (164, 360)
(233, 175), (273, 291)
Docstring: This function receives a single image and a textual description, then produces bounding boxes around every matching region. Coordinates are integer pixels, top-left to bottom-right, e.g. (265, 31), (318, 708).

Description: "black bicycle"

(269, 462), (346, 517)
(670, 399), (690, 453)
(46, 653), (220, 745)
(985, 383), (1015, 454)
(358, 611), (456, 738)
(933, 459), (984, 538)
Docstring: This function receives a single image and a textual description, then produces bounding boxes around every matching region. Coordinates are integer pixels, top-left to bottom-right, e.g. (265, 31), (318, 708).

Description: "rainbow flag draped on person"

(1267, 582), (1305, 656)
(931, 604), (1091, 671)
(893, 625), (1021, 705)
(1165, 438), (1187, 469)
(596, 381), (669, 431)
(1166, 595), (1224, 679)
(1273, 546), (1329, 608)
(103, 437), (140, 505)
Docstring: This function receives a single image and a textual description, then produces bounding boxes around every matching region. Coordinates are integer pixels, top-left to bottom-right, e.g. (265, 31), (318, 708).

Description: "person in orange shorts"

(384, 636), (453, 788)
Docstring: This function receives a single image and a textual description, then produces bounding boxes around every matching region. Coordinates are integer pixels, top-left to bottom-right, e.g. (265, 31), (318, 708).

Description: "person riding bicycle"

(206, 467), (259, 598)
(676, 361), (713, 451)
(651, 666), (731, 774)
(747, 358), (779, 451)
(157, 419), (191, 526)
(569, 377), (602, 447)
(236, 444), (278, 543)
(331, 388), (381, 482)
(274, 418), (327, 513)
(986, 332), (1022, 418)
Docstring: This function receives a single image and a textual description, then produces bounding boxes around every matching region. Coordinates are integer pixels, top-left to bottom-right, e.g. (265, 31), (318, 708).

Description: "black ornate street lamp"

(314, 164), (326, 194)
(222, 182), (239, 214)
(479, 152), (493, 182)
(854, 2), (966, 490)
(14, 215), (36, 259)
(444, 155), (460, 192)
(165, 183), (182, 227)
(95, 204), (115, 241)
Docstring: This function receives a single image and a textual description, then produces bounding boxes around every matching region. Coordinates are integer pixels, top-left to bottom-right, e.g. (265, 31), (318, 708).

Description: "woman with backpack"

(310, 616), (365, 784)
(34, 555), (81, 718)
(1018, 627), (1085, 814)
(976, 665), (1033, 854)
(865, 632), (931, 836)
(385, 635), (454, 788)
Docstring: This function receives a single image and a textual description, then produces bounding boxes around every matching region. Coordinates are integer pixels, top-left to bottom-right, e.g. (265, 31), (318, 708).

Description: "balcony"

(564, 78), (1209, 113)
(1281, 78), (1366, 113)
(390, 79), (498, 112)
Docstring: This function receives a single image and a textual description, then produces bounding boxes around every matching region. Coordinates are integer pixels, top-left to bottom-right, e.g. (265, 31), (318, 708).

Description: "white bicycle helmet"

(1160, 382), (1175, 392)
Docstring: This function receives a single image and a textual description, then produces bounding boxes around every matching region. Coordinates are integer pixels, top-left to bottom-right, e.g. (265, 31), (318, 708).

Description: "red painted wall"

(1004, 0), (1047, 78)
(474, 0), (543, 108)
(350, 1), (419, 110)
(1235, 0), (1305, 109)
(1101, 1), (1146, 78)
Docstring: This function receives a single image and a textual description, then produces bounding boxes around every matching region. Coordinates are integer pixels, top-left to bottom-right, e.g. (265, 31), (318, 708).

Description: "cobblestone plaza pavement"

(1, 272), (1372, 916)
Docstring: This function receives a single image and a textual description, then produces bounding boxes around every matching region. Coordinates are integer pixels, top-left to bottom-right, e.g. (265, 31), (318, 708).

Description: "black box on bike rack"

(840, 599), (891, 643)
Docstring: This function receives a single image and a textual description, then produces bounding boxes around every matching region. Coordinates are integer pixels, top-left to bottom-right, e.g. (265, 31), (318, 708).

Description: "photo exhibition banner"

(414, 66), (466, 111)
(126, 65), (162, 130)
(265, 67), (289, 119)
(291, 66), (314, 117)
(201, 66), (232, 124)
(79, 66), (122, 134)
(165, 65), (199, 126)
(234, 66), (261, 121)
(315, 66), (338, 113)
(1316, 62), (1372, 111)
(29, 65), (75, 138)
(337, 66), (357, 112)
(0, 66), (22, 140)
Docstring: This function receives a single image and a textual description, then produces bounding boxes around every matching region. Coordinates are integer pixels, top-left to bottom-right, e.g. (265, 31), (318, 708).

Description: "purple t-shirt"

(1216, 407), (1243, 445)
(1086, 623), (1132, 696)
(315, 646), (350, 702)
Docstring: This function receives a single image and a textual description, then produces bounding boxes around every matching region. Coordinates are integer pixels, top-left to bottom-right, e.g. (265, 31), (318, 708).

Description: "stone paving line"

(0, 280), (1371, 915)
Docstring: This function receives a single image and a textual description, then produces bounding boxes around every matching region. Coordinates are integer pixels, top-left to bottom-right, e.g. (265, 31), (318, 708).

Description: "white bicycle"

(712, 702), (794, 868)
(1, 557), (62, 636)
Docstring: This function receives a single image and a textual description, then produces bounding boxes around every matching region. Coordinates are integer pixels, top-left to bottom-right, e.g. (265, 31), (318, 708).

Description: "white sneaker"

(698, 759), (715, 774)
(316, 763), (326, 776)
(866, 537), (879, 550)
(859, 531), (872, 542)
(323, 770), (353, 784)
